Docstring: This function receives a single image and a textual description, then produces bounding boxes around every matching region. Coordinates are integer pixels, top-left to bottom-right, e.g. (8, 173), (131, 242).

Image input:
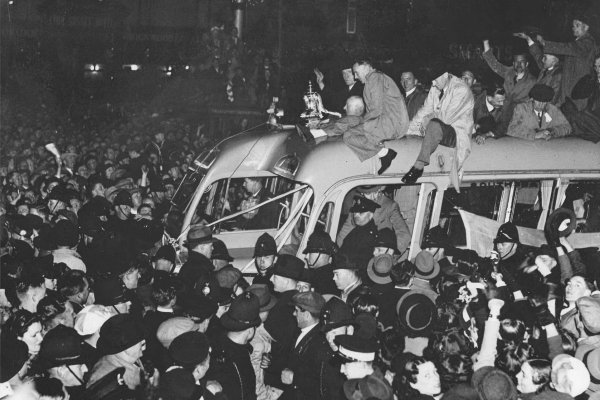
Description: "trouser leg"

(416, 120), (445, 166)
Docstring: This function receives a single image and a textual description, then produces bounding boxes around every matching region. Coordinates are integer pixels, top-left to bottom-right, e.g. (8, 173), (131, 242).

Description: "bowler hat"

(254, 233), (277, 257)
(545, 208), (577, 239)
(494, 222), (519, 244)
(335, 334), (378, 362)
(113, 190), (133, 207)
(97, 314), (145, 355)
(168, 331), (210, 368)
(349, 196), (380, 213)
(186, 224), (216, 247)
(529, 84), (554, 102)
(367, 254), (394, 284)
(94, 277), (129, 307)
(343, 373), (394, 400)
(413, 250), (440, 280)
(291, 291), (326, 314)
(303, 230), (336, 255)
(396, 291), (436, 336)
(374, 228), (399, 254)
(272, 254), (305, 281)
(212, 239), (234, 261)
(38, 325), (85, 368)
(220, 291), (261, 332)
(320, 297), (355, 332)
(247, 284), (277, 312)
(333, 252), (360, 271)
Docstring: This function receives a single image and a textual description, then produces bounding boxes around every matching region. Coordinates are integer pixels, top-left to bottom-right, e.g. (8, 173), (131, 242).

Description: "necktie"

(438, 89), (444, 100)
(537, 111), (543, 128)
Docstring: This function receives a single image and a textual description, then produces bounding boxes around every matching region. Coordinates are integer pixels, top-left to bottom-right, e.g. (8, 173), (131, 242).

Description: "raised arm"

(482, 40), (511, 79)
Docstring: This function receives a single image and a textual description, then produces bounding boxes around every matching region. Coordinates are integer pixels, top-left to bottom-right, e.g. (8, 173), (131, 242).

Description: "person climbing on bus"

(404, 72), (475, 187)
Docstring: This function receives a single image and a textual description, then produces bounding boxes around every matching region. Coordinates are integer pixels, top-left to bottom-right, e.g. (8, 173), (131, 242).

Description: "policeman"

(303, 230), (339, 295)
(252, 233), (278, 289)
(339, 196), (380, 272)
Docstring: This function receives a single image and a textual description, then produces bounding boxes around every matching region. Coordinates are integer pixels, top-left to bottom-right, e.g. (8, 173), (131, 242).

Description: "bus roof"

(209, 128), (600, 193)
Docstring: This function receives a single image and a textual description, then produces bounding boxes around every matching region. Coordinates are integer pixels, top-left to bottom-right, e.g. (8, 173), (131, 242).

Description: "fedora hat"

(220, 291), (261, 332)
(247, 284), (277, 312)
(413, 250), (440, 280)
(367, 254), (394, 284)
(186, 224), (216, 247)
(396, 291), (436, 336)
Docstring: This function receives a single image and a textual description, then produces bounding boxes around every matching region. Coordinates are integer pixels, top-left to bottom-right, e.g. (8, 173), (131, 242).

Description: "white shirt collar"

(295, 322), (319, 347)
(485, 97), (494, 112)
(405, 87), (416, 96)
(156, 307), (174, 313)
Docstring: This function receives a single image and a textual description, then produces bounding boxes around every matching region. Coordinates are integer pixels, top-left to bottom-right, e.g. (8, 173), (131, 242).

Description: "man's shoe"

(402, 166), (423, 184)
(377, 149), (397, 175)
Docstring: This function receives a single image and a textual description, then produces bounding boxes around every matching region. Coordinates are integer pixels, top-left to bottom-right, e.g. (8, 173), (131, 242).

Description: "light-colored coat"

(507, 101), (571, 140)
(408, 73), (475, 169)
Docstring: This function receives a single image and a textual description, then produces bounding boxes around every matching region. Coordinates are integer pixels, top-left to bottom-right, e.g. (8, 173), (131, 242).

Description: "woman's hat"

(38, 325), (85, 368)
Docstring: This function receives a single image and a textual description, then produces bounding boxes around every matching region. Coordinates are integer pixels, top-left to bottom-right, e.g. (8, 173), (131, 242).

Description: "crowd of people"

(1, 8), (600, 400)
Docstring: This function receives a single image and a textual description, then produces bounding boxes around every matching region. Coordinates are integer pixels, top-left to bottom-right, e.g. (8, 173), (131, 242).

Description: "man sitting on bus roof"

(403, 72), (475, 186)
(346, 58), (410, 175)
(506, 84), (572, 141)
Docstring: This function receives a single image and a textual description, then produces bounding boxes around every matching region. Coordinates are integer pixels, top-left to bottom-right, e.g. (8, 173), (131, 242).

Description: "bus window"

(336, 184), (415, 254)
(195, 176), (302, 232)
(511, 180), (549, 229)
(441, 182), (504, 246)
(559, 180), (600, 233)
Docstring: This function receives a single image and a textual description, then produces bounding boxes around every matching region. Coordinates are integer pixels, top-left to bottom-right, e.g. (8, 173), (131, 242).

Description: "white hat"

(74, 305), (114, 336)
